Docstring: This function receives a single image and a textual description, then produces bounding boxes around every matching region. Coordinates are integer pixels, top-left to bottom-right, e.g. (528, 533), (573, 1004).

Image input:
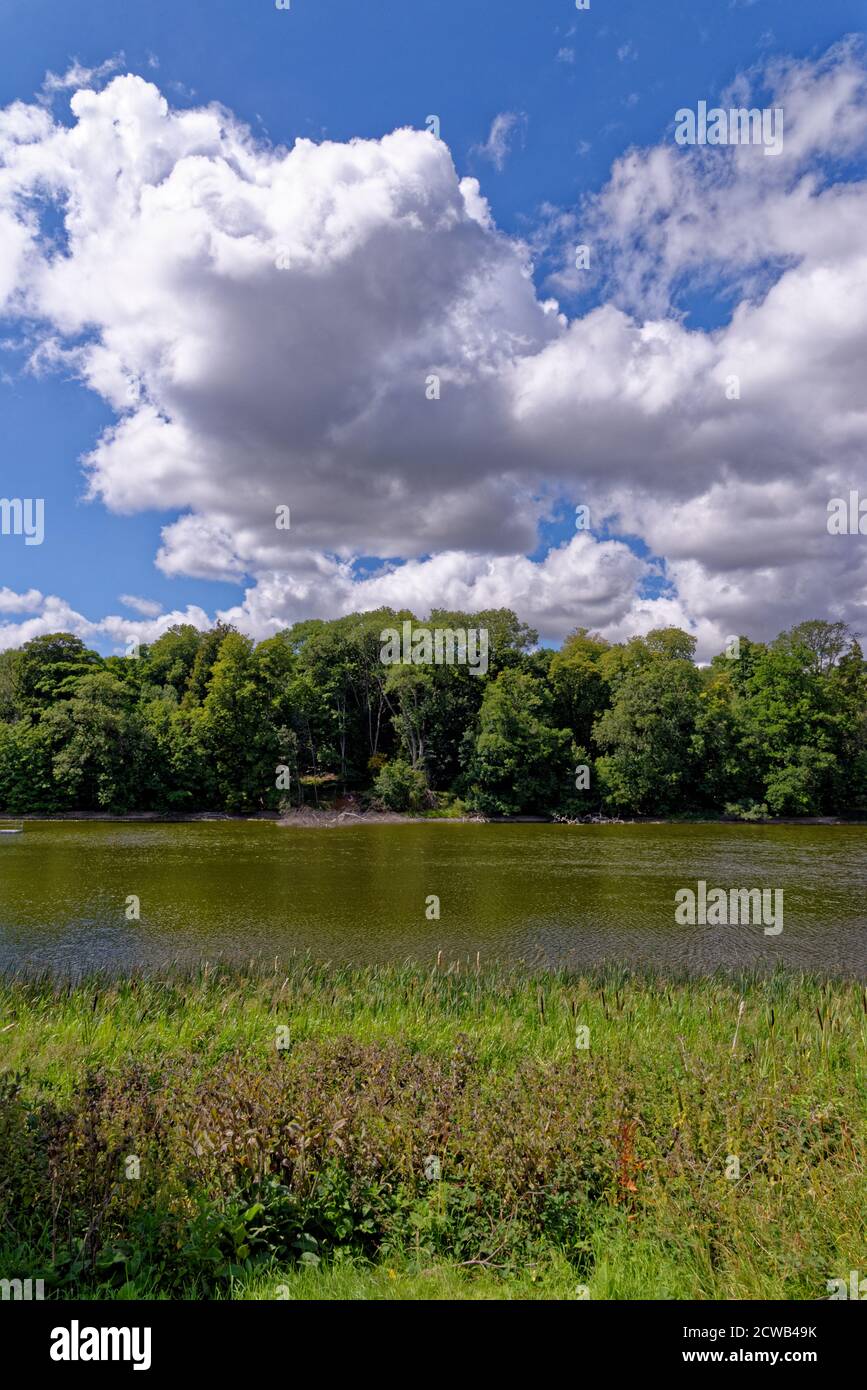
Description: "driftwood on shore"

(277, 807), (487, 828)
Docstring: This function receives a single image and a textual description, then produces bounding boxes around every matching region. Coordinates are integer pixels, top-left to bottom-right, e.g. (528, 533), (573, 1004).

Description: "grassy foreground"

(0, 958), (864, 1300)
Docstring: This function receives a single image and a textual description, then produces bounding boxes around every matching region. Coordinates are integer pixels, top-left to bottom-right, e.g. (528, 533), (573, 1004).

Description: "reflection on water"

(0, 820), (864, 977)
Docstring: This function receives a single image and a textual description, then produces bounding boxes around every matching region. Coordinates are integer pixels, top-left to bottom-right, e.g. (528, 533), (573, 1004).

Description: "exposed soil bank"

(5, 810), (281, 823)
(275, 812), (866, 829)
(277, 807), (485, 827)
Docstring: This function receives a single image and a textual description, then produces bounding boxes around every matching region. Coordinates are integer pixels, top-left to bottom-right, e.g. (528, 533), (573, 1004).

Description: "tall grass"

(1, 958), (864, 1300)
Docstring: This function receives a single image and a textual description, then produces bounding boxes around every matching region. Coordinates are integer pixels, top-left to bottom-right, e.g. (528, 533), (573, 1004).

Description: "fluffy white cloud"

(215, 533), (653, 645)
(0, 587), (43, 614)
(0, 596), (211, 653)
(0, 45), (865, 660)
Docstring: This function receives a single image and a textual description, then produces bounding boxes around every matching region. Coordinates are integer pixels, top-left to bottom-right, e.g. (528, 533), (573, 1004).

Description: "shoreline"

(2, 809), (864, 827)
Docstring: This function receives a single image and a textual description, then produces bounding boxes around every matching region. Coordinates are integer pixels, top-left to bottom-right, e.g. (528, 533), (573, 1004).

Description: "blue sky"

(0, 0), (865, 655)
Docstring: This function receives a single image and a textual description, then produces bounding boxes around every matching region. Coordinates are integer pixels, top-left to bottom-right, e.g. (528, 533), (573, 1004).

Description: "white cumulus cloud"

(0, 46), (864, 660)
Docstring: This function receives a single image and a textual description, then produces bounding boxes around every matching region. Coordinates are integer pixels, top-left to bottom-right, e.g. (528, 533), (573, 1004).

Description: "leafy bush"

(370, 758), (431, 812)
(1, 963), (863, 1299)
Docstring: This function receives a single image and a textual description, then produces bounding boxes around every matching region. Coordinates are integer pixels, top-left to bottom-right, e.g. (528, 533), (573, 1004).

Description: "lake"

(0, 820), (864, 977)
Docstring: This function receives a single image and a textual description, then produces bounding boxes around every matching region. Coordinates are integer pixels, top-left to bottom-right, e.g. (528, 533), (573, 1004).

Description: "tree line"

(0, 611), (864, 818)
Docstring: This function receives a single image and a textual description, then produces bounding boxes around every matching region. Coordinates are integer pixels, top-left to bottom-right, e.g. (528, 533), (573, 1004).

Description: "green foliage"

(14, 633), (102, 718)
(143, 624), (203, 699)
(594, 636), (703, 813)
(0, 961), (863, 1300)
(734, 639), (856, 815)
(41, 673), (151, 812)
(549, 628), (610, 747)
(0, 615), (864, 818)
(464, 670), (573, 815)
(371, 758), (431, 812)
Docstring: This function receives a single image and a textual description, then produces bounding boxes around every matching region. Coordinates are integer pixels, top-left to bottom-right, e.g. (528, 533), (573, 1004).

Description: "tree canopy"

(0, 614), (864, 817)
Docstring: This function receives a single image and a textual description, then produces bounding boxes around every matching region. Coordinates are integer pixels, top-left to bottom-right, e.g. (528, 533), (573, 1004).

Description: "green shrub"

(1, 963), (863, 1299)
(371, 758), (430, 812)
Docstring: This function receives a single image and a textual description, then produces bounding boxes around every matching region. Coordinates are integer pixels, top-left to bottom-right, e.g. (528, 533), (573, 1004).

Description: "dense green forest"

(0, 612), (865, 817)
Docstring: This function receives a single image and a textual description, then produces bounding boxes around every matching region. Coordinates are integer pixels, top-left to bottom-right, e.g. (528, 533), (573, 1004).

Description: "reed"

(0, 958), (864, 1300)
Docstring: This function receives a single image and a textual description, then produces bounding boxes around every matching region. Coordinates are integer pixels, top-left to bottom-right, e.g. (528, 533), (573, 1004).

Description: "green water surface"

(0, 820), (864, 976)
